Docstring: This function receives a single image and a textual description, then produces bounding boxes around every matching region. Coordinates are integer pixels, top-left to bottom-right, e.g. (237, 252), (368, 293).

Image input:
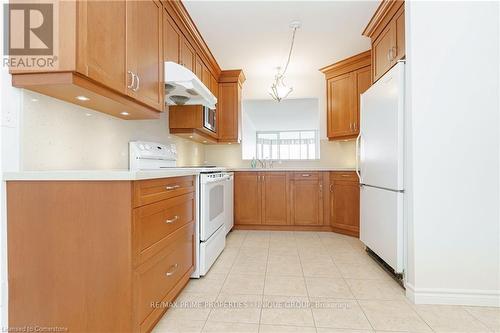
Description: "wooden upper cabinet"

(210, 75), (219, 98)
(77, 1), (127, 94)
(262, 173), (289, 225)
(195, 56), (203, 79)
(127, 0), (163, 111)
(363, 0), (405, 82)
(234, 172), (262, 225)
(202, 65), (211, 88)
(327, 73), (355, 139)
(372, 23), (395, 82)
(163, 11), (180, 64)
(320, 51), (371, 140)
(218, 70), (245, 143)
(330, 172), (360, 237)
(290, 178), (323, 226)
(354, 66), (372, 130)
(395, 7), (405, 60)
(180, 37), (195, 72)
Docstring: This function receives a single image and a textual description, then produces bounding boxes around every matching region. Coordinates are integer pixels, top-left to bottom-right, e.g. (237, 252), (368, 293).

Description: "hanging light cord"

(278, 25), (298, 77)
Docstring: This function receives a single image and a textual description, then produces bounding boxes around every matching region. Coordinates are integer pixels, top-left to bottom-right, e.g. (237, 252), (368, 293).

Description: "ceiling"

(183, 0), (379, 100)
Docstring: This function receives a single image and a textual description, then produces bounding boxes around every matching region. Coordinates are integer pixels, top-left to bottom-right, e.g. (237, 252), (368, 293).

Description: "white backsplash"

(21, 91), (205, 170)
(204, 140), (356, 169)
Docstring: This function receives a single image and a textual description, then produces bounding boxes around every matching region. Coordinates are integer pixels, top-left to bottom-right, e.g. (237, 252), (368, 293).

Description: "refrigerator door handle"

(355, 131), (362, 182)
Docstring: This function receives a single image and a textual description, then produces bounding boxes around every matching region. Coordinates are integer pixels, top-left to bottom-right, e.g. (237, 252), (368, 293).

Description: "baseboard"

(233, 224), (334, 232)
(405, 283), (500, 307)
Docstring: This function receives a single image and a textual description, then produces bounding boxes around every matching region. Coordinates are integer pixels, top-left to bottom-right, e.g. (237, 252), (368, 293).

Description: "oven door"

(203, 106), (216, 132)
(200, 174), (227, 242)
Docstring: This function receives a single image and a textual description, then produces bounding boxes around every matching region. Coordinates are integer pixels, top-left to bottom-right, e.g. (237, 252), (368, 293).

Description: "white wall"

(21, 91), (205, 170)
(405, 1), (500, 306)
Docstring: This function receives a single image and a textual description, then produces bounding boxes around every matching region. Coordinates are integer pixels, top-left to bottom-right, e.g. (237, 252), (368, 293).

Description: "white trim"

(405, 283), (500, 307)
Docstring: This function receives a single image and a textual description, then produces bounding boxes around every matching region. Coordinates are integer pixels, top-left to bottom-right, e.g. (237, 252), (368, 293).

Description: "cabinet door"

(180, 38), (195, 72)
(195, 56), (203, 79)
(331, 179), (360, 237)
(394, 7), (405, 61)
(234, 172), (261, 225)
(354, 66), (372, 133)
(127, 0), (163, 110)
(202, 65), (211, 88)
(372, 23), (396, 82)
(291, 179), (323, 225)
(210, 75), (218, 98)
(327, 73), (356, 139)
(218, 82), (239, 142)
(262, 172), (289, 225)
(78, 1), (126, 94)
(163, 11), (180, 64)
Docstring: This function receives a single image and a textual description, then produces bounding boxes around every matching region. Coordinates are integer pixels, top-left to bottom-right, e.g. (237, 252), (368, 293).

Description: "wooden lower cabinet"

(6, 176), (196, 332)
(234, 172), (262, 225)
(330, 172), (360, 237)
(290, 173), (324, 225)
(262, 172), (289, 225)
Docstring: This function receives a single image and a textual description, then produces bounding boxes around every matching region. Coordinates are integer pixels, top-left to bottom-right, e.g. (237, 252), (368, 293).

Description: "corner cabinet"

(320, 51), (372, 140)
(363, 0), (405, 82)
(11, 0), (164, 120)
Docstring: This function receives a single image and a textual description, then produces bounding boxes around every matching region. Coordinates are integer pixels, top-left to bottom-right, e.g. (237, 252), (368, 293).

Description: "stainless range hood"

(164, 61), (217, 109)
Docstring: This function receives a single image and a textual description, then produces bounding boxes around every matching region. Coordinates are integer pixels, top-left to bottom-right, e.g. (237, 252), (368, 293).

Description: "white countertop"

(2, 169), (200, 181)
(229, 167), (356, 172)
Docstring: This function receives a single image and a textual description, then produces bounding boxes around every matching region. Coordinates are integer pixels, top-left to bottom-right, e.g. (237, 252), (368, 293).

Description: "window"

(256, 130), (319, 160)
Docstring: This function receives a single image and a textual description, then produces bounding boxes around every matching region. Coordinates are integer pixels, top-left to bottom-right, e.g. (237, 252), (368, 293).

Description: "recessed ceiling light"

(228, 143), (232, 145)
(120, 111), (129, 116)
(85, 113), (92, 117)
(203, 140), (207, 143)
(189, 135), (193, 139)
(31, 98), (38, 102)
(76, 95), (90, 101)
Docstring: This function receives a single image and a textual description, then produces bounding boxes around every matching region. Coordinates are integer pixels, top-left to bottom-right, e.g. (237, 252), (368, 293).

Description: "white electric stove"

(129, 141), (233, 278)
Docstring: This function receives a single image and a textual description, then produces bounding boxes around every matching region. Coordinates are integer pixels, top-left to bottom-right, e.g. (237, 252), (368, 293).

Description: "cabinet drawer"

(331, 172), (359, 182)
(133, 176), (196, 207)
(133, 193), (195, 265)
(292, 172), (320, 180)
(135, 222), (194, 326)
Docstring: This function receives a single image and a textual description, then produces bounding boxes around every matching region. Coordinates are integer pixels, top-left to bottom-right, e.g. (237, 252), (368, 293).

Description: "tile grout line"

(297, 233), (318, 330)
(200, 230), (248, 332)
(258, 231), (271, 330)
(462, 307), (497, 333)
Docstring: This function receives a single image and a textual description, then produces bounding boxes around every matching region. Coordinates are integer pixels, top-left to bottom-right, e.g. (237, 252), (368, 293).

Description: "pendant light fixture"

(269, 21), (301, 102)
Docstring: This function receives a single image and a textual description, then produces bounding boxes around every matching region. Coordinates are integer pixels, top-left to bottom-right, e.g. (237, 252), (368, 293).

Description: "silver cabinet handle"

(132, 74), (140, 91)
(387, 49), (392, 62)
(354, 122), (357, 130)
(165, 215), (179, 224)
(330, 184), (334, 192)
(127, 71), (135, 89)
(301, 174), (311, 177)
(165, 185), (180, 191)
(165, 264), (179, 277)
(341, 174), (351, 177)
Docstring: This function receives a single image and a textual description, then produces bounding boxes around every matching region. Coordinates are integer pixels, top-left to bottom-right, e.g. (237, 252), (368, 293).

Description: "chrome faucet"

(257, 159), (266, 168)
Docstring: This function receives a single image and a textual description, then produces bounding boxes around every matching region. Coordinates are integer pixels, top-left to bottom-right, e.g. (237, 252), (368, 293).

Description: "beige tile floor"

(153, 230), (500, 333)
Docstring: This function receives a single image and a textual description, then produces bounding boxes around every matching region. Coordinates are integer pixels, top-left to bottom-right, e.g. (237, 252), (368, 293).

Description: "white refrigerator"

(357, 62), (405, 273)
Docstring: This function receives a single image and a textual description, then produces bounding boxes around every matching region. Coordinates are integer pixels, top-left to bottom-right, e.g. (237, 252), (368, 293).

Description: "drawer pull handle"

(165, 215), (179, 224)
(341, 174), (351, 177)
(165, 185), (180, 191)
(301, 174), (311, 177)
(165, 264), (179, 277)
